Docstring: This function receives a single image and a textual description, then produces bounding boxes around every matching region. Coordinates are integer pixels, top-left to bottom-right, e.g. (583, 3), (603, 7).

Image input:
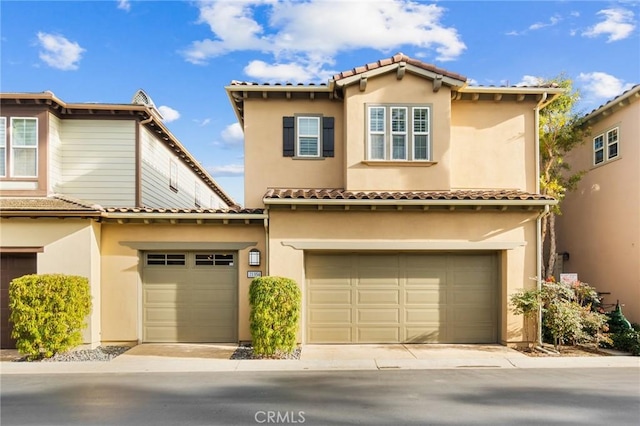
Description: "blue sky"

(1, 0), (638, 206)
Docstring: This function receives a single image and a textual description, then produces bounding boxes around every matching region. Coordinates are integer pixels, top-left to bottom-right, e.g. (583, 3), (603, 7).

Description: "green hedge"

(249, 276), (301, 357)
(9, 274), (92, 360)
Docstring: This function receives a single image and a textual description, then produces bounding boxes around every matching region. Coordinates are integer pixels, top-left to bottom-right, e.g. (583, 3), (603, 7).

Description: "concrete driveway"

(119, 343), (525, 360)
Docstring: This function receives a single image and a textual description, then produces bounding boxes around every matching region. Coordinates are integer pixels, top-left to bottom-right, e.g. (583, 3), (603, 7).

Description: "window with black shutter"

(283, 115), (334, 158)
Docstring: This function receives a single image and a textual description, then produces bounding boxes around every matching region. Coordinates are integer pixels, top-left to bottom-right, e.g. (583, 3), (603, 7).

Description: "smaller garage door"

(1, 253), (37, 349)
(306, 253), (498, 344)
(142, 252), (237, 343)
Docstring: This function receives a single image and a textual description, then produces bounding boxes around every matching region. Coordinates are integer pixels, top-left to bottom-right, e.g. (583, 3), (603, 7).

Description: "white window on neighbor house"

(367, 105), (432, 161)
(10, 117), (38, 177)
(0, 117), (6, 177)
(194, 182), (201, 207)
(296, 116), (320, 157)
(593, 126), (619, 166)
(169, 158), (178, 191)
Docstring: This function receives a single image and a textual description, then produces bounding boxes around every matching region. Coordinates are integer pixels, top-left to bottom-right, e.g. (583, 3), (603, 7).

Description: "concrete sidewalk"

(1, 344), (638, 375)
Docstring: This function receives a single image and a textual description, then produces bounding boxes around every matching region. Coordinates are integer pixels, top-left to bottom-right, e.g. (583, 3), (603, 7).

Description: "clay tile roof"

(263, 188), (554, 202)
(0, 195), (102, 212)
(102, 206), (264, 214)
(332, 53), (467, 83)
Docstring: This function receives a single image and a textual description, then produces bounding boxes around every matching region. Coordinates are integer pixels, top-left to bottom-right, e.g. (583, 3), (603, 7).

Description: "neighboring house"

(1, 54), (563, 349)
(227, 53), (561, 345)
(557, 85), (640, 324)
(0, 90), (265, 349)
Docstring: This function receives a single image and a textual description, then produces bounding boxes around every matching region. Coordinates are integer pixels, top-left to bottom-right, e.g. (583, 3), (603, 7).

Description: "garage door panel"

(357, 327), (400, 342)
(309, 289), (351, 304)
(357, 308), (400, 323)
(309, 308), (352, 323)
(405, 308), (442, 323)
(453, 307), (495, 323)
(307, 253), (497, 344)
(357, 276), (399, 286)
(143, 252), (237, 343)
(144, 288), (179, 304)
(405, 327), (441, 343)
(406, 289), (444, 304)
(309, 327), (353, 343)
(453, 290), (493, 305)
(357, 289), (399, 304)
(452, 271), (493, 286)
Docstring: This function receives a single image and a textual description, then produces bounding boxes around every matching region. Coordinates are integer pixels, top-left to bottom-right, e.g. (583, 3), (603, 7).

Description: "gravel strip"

(13, 346), (131, 362)
(231, 345), (301, 360)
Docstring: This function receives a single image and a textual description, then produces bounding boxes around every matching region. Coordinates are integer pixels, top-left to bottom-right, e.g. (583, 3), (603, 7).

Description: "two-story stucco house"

(0, 90), (266, 349)
(1, 54), (562, 349)
(227, 53), (561, 345)
(557, 85), (640, 324)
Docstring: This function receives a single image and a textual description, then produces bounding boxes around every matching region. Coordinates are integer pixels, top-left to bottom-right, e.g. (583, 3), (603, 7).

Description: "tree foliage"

(9, 274), (92, 360)
(510, 279), (609, 350)
(249, 276), (301, 357)
(539, 75), (590, 278)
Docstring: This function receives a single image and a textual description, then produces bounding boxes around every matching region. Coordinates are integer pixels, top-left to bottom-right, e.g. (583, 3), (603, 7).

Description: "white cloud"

(466, 78), (478, 86)
(583, 8), (636, 42)
(117, 0), (131, 12)
(183, 0), (466, 80)
(193, 118), (211, 127)
(158, 105), (181, 122)
(507, 14), (562, 36)
(529, 15), (561, 31)
(244, 60), (327, 83)
(36, 32), (85, 71)
(578, 72), (635, 100)
(209, 164), (244, 177)
(222, 122), (244, 143)
(515, 75), (544, 87)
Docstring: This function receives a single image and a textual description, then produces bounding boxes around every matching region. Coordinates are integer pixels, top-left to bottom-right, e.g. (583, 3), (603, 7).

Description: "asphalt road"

(1, 368), (639, 425)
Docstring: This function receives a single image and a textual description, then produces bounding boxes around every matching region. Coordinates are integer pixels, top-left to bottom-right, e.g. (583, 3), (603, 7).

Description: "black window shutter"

(322, 117), (335, 157)
(283, 116), (295, 157)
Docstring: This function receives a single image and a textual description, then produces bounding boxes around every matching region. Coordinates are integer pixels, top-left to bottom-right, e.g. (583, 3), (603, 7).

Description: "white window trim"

(296, 116), (321, 158)
(9, 117), (38, 178)
(606, 127), (619, 161)
(368, 106), (386, 160)
(413, 107), (431, 161)
(0, 117), (6, 177)
(391, 107), (408, 160)
(593, 126), (620, 166)
(367, 104), (432, 161)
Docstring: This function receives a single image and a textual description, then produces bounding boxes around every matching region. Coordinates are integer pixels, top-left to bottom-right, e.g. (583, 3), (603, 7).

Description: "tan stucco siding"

(450, 101), (537, 192)
(558, 101), (640, 323)
(243, 100), (344, 208)
(266, 209), (539, 344)
(0, 219), (102, 346)
(100, 224), (265, 342)
(343, 73), (453, 191)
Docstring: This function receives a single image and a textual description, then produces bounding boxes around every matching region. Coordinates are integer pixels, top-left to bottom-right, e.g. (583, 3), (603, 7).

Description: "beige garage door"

(306, 253), (498, 344)
(143, 252), (237, 343)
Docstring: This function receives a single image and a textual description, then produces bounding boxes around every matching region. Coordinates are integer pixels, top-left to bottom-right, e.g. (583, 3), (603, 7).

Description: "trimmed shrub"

(9, 274), (92, 360)
(249, 276), (301, 357)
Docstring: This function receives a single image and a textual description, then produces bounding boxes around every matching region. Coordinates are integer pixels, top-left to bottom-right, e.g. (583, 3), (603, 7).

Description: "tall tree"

(539, 76), (590, 279)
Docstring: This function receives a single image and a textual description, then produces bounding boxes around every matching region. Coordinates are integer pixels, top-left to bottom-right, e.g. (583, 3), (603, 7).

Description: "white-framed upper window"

(593, 126), (619, 165)
(367, 105), (431, 161)
(169, 158), (178, 191)
(296, 116), (320, 157)
(0, 117), (6, 177)
(10, 117), (38, 177)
